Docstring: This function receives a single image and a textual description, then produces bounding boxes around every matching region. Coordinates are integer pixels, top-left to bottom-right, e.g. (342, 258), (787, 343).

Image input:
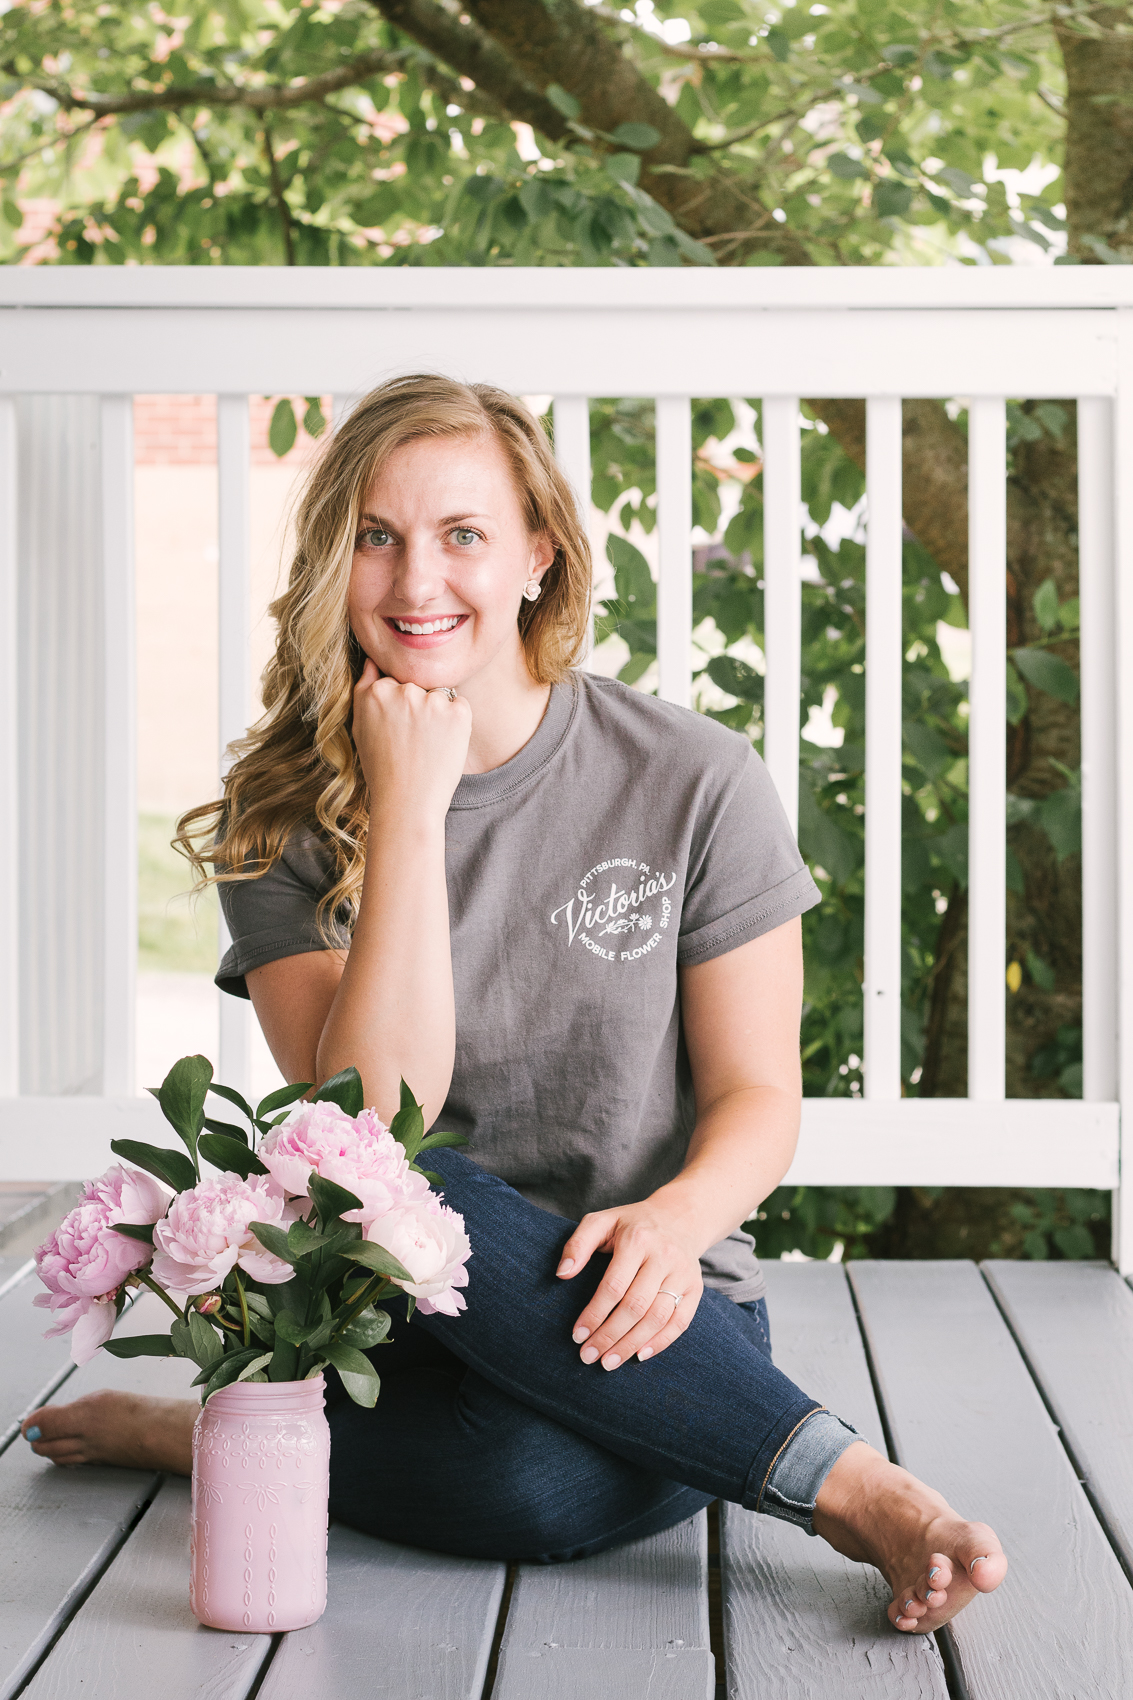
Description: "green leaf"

(195, 1345), (269, 1396)
(110, 1221), (156, 1245)
(1005, 660), (1029, 726)
(605, 152), (640, 187)
(606, 534), (655, 611)
(705, 654), (763, 705)
(765, 25), (790, 61)
(935, 166), (977, 196)
(313, 1066), (364, 1118)
(323, 1340), (380, 1407)
(208, 1082), (256, 1125)
(903, 720), (952, 781)
(101, 1333), (175, 1358)
(875, 181), (913, 220)
(1012, 646), (1080, 705)
(302, 397), (325, 439)
(1038, 783), (1082, 861)
(1033, 577), (1059, 633)
(545, 83), (580, 120)
(148, 1055), (213, 1166)
(609, 122), (660, 152)
(343, 1241), (415, 1283)
(198, 1133), (269, 1179)
(249, 1221), (298, 1264)
(416, 1129), (469, 1153)
(203, 1116), (249, 1145)
(170, 1317), (195, 1360)
(273, 1311), (316, 1345)
(308, 1172), (363, 1223)
(256, 1081), (311, 1118)
(1026, 948), (1056, 992)
(269, 398), (297, 458)
(338, 1307), (391, 1350)
(418, 1169), (444, 1186)
(235, 1352), (274, 1383)
(288, 1219), (331, 1256)
(390, 1082), (426, 1163)
(187, 1308), (224, 1365)
(827, 153), (868, 181)
(1058, 596), (1080, 631)
(110, 1138), (197, 1195)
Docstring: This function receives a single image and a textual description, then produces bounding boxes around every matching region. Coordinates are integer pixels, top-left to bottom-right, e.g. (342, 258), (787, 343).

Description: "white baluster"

(552, 396), (593, 661)
(100, 395), (137, 1097)
(864, 398), (903, 1100)
(761, 398), (801, 835)
(1078, 397), (1118, 1107)
(656, 397), (692, 709)
(1113, 309), (1133, 1270)
(0, 398), (16, 1095)
(967, 398), (1007, 1102)
(218, 394), (252, 1101)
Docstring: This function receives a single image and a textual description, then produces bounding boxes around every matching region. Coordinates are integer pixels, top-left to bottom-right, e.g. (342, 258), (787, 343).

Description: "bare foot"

(20, 1391), (197, 1476)
(813, 1441), (1007, 1633)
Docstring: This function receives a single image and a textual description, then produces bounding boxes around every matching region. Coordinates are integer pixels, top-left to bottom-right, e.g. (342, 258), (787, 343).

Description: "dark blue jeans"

(326, 1149), (824, 1563)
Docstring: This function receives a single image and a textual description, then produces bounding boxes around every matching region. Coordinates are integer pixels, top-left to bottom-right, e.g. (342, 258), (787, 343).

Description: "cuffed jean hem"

(757, 1408), (866, 1535)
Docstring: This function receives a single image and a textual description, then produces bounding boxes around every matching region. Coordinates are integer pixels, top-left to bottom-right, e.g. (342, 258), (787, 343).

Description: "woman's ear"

(528, 531), (557, 585)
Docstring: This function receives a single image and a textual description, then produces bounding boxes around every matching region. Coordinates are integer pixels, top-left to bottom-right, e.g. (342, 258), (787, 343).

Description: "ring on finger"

(659, 1288), (683, 1312)
(429, 685), (457, 701)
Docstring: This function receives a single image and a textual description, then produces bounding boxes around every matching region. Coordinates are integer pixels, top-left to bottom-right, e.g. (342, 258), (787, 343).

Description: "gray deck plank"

(720, 1262), (948, 1699)
(0, 1291), (197, 1700)
(493, 1509), (714, 1700)
(982, 1259), (1133, 1578)
(0, 1260), (78, 1448)
(850, 1260), (1133, 1700)
(258, 1524), (505, 1700)
(20, 1477), (271, 1700)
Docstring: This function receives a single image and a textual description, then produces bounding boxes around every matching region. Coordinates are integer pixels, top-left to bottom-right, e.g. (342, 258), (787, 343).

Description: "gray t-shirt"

(217, 672), (820, 1302)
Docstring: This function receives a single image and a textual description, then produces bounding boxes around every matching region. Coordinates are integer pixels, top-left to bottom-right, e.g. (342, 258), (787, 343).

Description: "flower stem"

(233, 1269), (251, 1348)
(135, 1271), (186, 1323)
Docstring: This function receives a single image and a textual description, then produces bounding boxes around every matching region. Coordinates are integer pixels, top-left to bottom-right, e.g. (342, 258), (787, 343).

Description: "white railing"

(0, 269), (1128, 1267)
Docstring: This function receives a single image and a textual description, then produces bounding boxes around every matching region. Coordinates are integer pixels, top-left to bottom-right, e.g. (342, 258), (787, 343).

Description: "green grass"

(138, 812), (219, 974)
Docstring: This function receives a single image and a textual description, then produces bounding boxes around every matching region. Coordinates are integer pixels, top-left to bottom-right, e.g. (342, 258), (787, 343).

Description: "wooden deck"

(3, 1254), (1132, 1700)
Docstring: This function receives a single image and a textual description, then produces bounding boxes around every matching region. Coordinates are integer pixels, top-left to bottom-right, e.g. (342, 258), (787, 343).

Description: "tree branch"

(367, 0), (571, 140)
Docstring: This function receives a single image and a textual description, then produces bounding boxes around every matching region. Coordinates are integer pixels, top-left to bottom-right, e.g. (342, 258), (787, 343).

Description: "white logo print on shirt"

(550, 858), (677, 964)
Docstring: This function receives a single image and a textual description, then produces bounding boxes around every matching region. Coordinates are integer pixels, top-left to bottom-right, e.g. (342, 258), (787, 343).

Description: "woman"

(23, 375), (1005, 1634)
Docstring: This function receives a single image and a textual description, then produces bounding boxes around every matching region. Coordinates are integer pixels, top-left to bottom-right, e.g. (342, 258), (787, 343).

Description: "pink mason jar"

(189, 1376), (330, 1632)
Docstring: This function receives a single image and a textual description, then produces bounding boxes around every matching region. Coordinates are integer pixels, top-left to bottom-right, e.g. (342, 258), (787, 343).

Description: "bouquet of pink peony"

(33, 1056), (472, 1407)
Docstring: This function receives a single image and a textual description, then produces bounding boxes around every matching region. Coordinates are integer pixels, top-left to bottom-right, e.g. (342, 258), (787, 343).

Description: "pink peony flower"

(34, 1164), (170, 1364)
(151, 1172), (297, 1298)
(259, 1100), (430, 1225)
(366, 1195), (471, 1317)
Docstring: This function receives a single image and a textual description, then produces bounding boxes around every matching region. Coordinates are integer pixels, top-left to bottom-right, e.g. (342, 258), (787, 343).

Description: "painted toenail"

(928, 1567), (939, 1581)
(904, 1600), (914, 1612)
(25, 1426), (41, 1442)
(970, 1556), (989, 1573)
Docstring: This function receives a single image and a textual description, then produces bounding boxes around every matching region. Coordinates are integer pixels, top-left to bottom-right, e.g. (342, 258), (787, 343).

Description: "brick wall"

(133, 394), (329, 467)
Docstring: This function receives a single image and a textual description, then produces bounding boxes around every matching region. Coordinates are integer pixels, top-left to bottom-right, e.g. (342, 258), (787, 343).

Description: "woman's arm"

(556, 916), (804, 1369)
(246, 658), (470, 1128)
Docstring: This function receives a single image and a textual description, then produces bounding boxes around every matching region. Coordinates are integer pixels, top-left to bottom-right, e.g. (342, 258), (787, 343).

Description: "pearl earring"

(522, 579), (542, 601)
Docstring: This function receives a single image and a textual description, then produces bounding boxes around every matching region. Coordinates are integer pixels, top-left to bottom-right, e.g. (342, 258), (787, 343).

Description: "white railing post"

(1113, 312), (1133, 1271)
(100, 396), (137, 1096)
(761, 398), (802, 835)
(656, 397), (693, 709)
(967, 398), (1007, 1102)
(1078, 398), (1118, 1112)
(0, 399), (16, 1095)
(864, 398), (904, 1100)
(552, 396), (593, 659)
(218, 394), (252, 1101)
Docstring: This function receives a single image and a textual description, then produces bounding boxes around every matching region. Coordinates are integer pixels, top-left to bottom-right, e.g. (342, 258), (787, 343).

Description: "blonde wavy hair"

(176, 374), (592, 934)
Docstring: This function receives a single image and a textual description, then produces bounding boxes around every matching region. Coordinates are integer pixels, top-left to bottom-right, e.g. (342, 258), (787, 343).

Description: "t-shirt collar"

(450, 675), (578, 811)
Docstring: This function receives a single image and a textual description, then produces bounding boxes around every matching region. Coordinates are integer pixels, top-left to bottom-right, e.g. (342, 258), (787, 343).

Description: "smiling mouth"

(389, 615), (465, 636)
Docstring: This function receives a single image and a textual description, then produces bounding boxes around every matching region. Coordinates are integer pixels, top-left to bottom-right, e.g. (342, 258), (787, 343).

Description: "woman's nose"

(390, 538), (444, 605)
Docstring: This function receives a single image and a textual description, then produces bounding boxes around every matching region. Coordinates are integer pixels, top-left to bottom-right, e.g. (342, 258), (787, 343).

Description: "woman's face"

(348, 433), (554, 692)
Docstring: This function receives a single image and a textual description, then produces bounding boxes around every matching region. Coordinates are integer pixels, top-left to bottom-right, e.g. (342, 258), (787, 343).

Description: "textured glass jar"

(189, 1375), (330, 1632)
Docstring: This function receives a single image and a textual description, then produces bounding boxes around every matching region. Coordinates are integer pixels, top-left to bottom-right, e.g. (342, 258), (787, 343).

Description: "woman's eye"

(452, 528), (479, 546)
(359, 528), (390, 548)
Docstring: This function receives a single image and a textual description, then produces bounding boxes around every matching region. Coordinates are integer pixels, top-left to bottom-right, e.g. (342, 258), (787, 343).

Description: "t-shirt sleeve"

(215, 832), (350, 1000)
(676, 745), (821, 966)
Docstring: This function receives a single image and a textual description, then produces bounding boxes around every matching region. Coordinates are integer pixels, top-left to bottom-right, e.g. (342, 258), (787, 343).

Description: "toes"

(957, 1530), (1008, 1594)
(917, 1555), (953, 1602)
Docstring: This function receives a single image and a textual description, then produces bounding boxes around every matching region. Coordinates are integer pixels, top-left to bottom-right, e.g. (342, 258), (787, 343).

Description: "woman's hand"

(555, 1201), (705, 1370)
(352, 657), (471, 823)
